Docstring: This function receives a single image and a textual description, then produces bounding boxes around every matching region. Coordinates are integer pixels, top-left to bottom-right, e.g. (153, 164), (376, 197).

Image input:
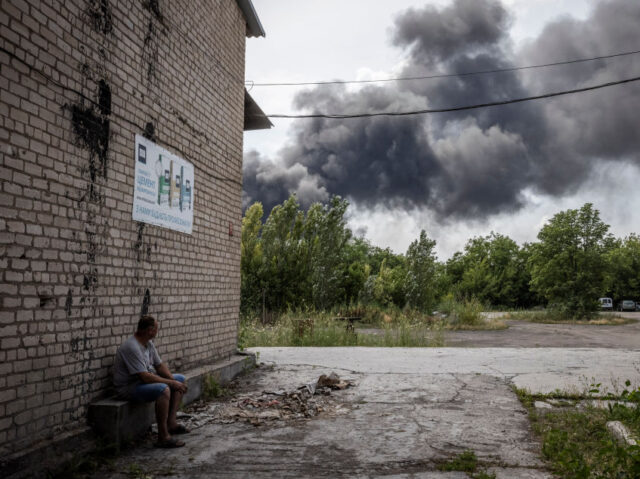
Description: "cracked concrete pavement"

(255, 347), (640, 394)
(95, 346), (640, 478)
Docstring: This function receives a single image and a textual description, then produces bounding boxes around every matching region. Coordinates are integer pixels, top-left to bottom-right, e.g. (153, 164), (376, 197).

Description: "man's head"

(137, 315), (158, 339)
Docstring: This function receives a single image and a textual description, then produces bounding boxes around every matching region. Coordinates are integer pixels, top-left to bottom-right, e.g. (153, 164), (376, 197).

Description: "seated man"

(113, 315), (189, 448)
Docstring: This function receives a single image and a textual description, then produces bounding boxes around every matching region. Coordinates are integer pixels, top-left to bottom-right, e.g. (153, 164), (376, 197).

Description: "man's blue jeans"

(130, 374), (185, 402)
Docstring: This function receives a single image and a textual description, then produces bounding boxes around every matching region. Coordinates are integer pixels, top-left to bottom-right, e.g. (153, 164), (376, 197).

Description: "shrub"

(449, 297), (484, 327)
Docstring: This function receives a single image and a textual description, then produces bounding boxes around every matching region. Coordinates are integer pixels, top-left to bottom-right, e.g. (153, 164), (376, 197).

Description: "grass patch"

(202, 374), (228, 401)
(240, 312), (444, 347)
(439, 297), (508, 330)
(127, 463), (152, 479)
(507, 310), (634, 325)
(436, 450), (496, 478)
(240, 302), (510, 348)
(516, 387), (640, 478)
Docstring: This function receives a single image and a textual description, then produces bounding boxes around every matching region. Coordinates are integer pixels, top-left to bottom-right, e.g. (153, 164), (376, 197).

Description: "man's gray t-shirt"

(113, 336), (162, 397)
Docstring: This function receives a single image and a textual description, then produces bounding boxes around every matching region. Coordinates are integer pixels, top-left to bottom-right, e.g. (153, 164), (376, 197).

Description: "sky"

(243, 0), (640, 260)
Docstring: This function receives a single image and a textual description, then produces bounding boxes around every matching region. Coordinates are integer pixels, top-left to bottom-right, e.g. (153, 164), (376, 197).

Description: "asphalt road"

(443, 313), (640, 348)
(357, 313), (640, 348)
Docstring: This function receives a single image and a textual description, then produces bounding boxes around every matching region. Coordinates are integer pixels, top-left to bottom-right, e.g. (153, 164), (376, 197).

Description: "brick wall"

(0, 0), (247, 458)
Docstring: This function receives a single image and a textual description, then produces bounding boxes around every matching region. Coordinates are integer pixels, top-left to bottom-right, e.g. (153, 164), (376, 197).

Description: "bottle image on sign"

(173, 174), (181, 208)
(169, 160), (181, 209)
(184, 179), (191, 211)
(168, 160), (173, 207)
(156, 155), (170, 205)
(179, 166), (185, 211)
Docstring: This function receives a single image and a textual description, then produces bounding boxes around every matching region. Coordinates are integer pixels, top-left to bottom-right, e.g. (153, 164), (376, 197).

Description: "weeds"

(240, 299), (517, 347)
(440, 297), (507, 330)
(437, 449), (478, 472)
(436, 450), (496, 478)
(127, 463), (152, 479)
(449, 297), (484, 326)
(516, 385), (640, 478)
(202, 374), (227, 400)
(239, 312), (444, 347)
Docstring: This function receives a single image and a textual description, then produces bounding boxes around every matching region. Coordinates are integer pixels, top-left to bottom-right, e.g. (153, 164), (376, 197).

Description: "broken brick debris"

(179, 372), (354, 429)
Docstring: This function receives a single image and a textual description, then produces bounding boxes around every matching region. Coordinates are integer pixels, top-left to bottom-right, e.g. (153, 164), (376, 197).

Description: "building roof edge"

(236, 0), (265, 38)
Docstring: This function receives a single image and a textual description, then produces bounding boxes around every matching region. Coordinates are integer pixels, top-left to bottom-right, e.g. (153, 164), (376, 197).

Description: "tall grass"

(240, 311), (444, 348)
(446, 297), (485, 328)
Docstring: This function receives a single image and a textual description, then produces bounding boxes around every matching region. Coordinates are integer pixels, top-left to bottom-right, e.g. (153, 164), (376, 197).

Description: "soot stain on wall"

(143, 20), (159, 85)
(141, 289), (151, 316)
(65, 289), (73, 316)
(133, 222), (152, 264)
(64, 1), (115, 418)
(69, 78), (111, 183)
(142, 0), (167, 87)
(143, 121), (156, 142)
(86, 0), (113, 34)
(144, 0), (164, 22)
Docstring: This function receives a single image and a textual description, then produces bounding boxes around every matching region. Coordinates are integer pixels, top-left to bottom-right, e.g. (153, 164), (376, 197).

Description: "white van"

(599, 297), (613, 311)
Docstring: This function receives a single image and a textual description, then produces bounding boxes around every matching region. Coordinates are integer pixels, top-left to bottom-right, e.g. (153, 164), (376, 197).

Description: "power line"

(245, 49), (640, 87)
(260, 75), (640, 119)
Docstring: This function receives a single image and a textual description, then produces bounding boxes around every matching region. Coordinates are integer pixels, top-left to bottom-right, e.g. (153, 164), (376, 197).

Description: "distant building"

(0, 0), (269, 471)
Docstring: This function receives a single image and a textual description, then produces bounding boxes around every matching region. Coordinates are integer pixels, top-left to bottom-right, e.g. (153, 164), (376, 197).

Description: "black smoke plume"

(243, 0), (640, 220)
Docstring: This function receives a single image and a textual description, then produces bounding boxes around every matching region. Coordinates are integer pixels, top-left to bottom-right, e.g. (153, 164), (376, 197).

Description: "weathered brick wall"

(0, 0), (246, 457)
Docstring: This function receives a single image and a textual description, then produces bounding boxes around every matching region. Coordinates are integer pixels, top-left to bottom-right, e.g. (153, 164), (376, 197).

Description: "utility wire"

(245, 49), (640, 87)
(260, 75), (640, 119)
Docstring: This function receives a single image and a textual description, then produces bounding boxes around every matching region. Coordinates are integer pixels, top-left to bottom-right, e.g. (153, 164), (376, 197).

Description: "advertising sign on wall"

(132, 135), (194, 234)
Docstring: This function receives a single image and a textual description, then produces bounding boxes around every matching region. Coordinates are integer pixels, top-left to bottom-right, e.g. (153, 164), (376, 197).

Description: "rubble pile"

(179, 372), (354, 429)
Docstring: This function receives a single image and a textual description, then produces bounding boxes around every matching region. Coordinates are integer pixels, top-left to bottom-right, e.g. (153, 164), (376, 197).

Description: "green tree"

(241, 194), (353, 313)
(305, 196), (352, 309)
(240, 202), (264, 313)
(515, 242), (541, 308)
(369, 258), (406, 307)
(605, 234), (640, 302)
(367, 244), (404, 276)
(529, 203), (612, 317)
(260, 195), (308, 311)
(445, 233), (532, 308)
(405, 230), (438, 312)
(341, 238), (371, 304)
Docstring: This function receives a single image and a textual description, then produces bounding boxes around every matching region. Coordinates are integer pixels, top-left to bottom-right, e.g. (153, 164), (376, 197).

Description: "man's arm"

(155, 362), (174, 380)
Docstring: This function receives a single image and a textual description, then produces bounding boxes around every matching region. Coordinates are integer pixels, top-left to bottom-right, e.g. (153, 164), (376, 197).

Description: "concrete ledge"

(2, 352), (255, 479)
(183, 352), (256, 405)
(88, 398), (154, 447)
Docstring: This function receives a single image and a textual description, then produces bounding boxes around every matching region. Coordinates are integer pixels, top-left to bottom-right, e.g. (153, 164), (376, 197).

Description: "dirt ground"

(442, 313), (640, 348)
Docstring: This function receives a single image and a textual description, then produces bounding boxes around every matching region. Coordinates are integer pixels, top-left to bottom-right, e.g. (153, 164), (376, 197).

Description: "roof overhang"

(244, 89), (273, 131)
(235, 0), (265, 38)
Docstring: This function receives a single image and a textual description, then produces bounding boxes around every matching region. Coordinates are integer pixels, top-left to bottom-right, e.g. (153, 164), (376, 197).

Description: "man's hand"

(170, 380), (188, 393)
